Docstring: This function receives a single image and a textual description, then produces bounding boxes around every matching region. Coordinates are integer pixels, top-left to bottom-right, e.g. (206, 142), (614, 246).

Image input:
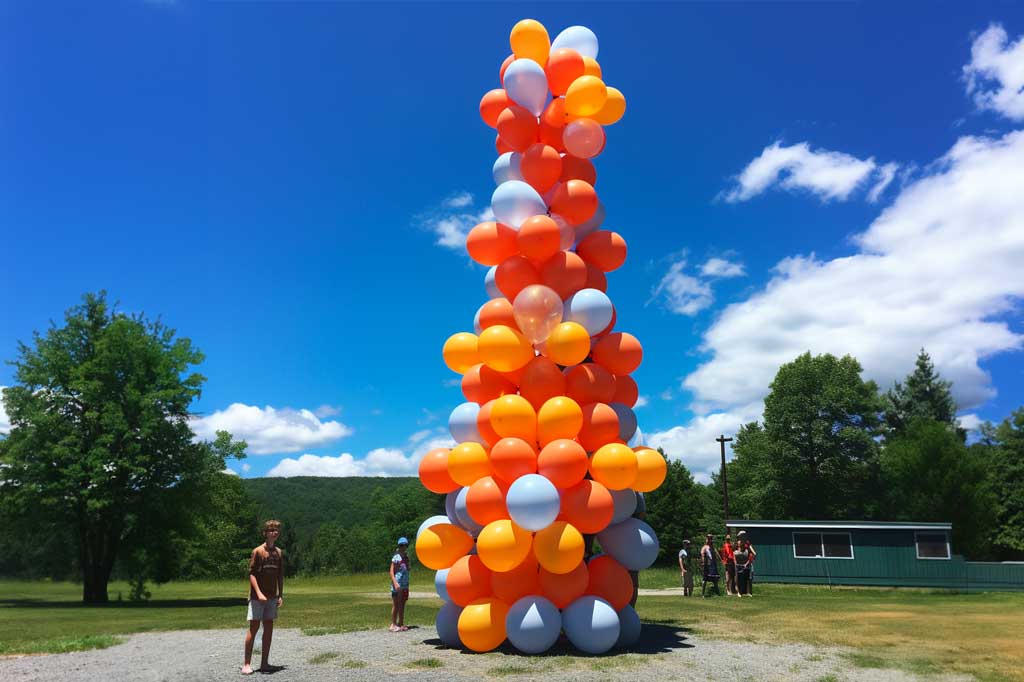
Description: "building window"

(915, 532), (950, 560)
(792, 531), (854, 559)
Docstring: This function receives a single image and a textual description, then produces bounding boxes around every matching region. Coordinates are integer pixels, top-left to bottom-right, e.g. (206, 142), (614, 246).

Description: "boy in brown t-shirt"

(242, 520), (285, 675)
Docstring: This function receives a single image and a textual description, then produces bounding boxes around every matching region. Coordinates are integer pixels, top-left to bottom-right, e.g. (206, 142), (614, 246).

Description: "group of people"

(678, 530), (756, 597)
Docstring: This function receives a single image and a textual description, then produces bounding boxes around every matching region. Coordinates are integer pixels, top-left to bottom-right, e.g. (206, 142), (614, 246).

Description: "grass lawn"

(2, 570), (1021, 682)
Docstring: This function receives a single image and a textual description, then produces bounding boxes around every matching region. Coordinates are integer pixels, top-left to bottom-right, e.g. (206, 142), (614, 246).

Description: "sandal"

(398, 625), (409, 631)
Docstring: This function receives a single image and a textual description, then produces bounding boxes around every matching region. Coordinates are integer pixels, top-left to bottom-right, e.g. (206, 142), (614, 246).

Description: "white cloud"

(0, 387), (9, 436)
(964, 24), (1024, 121)
(660, 389), (674, 401)
(647, 403), (763, 483)
(407, 429), (434, 444)
(685, 130), (1024, 418)
(867, 162), (899, 203)
(241, 462), (251, 473)
(700, 257), (746, 279)
(634, 396), (649, 409)
(267, 435), (455, 477)
(721, 141), (898, 203)
(650, 258), (713, 316)
(419, 193), (495, 250)
(958, 413), (984, 432)
(313, 404), (342, 418)
(192, 403), (353, 455)
(443, 192), (474, 209)
(223, 467), (240, 476)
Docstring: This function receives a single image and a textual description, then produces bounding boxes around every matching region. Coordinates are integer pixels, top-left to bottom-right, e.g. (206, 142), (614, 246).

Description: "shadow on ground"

(0, 597), (244, 609)
(422, 622), (693, 656)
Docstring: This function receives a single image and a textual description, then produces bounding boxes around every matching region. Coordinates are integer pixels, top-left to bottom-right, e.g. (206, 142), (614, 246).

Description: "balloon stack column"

(418, 19), (665, 655)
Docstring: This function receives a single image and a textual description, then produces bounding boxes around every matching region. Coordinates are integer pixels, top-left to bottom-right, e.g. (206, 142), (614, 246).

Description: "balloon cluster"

(417, 19), (664, 656)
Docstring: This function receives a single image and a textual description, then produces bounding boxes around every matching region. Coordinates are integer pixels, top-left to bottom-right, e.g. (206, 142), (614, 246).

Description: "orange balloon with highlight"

(466, 221), (519, 266)
(537, 396), (583, 447)
(418, 447), (458, 494)
(582, 56), (602, 78)
(510, 18), (550, 65)
(477, 298), (518, 331)
(462, 363), (517, 404)
(612, 373), (639, 407)
(416, 523), (475, 570)
(466, 475), (510, 527)
(583, 261), (608, 292)
(560, 155), (597, 185)
(517, 215), (562, 264)
(489, 394), (537, 443)
(520, 144), (562, 194)
(477, 399), (500, 446)
(560, 479), (614, 533)
(518, 356), (567, 410)
(489, 437), (538, 483)
(478, 325), (534, 373)
(533, 520), (585, 574)
(544, 321), (591, 366)
(496, 134), (513, 155)
(495, 255), (542, 301)
(447, 442), (491, 487)
(542, 97), (568, 128)
(589, 442), (638, 491)
(550, 179), (598, 226)
(565, 363), (617, 405)
(576, 230), (627, 272)
(491, 551), (540, 604)
(545, 48), (586, 96)
(477, 519), (533, 573)
(537, 438), (588, 489)
(479, 89), (512, 128)
(592, 86), (626, 126)
(586, 555), (633, 610)
(497, 105), (539, 152)
(539, 560), (588, 608)
(446, 554), (493, 606)
(633, 447), (668, 492)
(578, 402), (621, 452)
(592, 332), (644, 375)
(443, 332), (479, 374)
(458, 597), (510, 653)
(537, 116), (566, 153)
(540, 251), (588, 299)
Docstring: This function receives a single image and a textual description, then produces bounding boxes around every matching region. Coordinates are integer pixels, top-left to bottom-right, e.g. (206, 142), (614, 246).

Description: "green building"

(725, 519), (1024, 592)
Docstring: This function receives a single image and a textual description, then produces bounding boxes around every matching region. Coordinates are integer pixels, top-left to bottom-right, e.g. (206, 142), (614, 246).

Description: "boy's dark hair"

(263, 519), (282, 534)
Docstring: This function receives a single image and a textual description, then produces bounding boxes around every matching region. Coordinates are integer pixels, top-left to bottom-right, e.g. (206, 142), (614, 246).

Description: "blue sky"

(2, 2), (1023, 481)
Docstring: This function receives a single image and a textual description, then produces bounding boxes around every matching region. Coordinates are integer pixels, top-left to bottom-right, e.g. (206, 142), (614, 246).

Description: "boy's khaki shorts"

(247, 598), (279, 622)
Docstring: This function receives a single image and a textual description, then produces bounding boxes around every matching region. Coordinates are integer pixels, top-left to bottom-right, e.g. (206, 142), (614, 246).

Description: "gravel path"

(0, 625), (972, 682)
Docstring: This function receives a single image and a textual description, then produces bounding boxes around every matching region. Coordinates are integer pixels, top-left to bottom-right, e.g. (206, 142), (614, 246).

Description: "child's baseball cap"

(397, 537), (409, 546)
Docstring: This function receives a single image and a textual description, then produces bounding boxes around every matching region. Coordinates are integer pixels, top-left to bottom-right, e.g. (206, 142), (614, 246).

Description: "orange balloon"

(466, 221), (519, 266)
(478, 325), (534, 372)
(520, 143), (562, 194)
(448, 442), (491, 487)
(416, 523), (475, 570)
(560, 155), (597, 186)
(479, 89), (512, 128)
(519, 356), (567, 410)
(477, 519), (533, 572)
(489, 437), (538, 483)
(589, 442), (638, 491)
(495, 255), (542, 301)
(458, 597), (510, 653)
(462, 363), (517, 404)
(583, 261), (608, 292)
(491, 550), (540, 604)
(633, 447), (668, 492)
(581, 56), (602, 78)
(540, 251), (588, 299)
(489, 394), (537, 443)
(498, 364), (527, 388)
(497, 105), (539, 152)
(537, 438), (589, 489)
(466, 475), (510, 526)
(592, 332), (644, 375)
(443, 332), (479, 374)
(477, 298), (518, 331)
(544, 321), (591, 367)
(565, 363), (617, 405)
(537, 116), (567, 153)
(612, 373), (639, 407)
(550, 179), (598, 226)
(499, 54), (515, 83)
(576, 230), (627, 272)
(545, 48), (586, 96)
(418, 447), (458, 494)
(533, 521), (585, 574)
(560, 479), (614, 533)
(542, 97), (568, 128)
(447, 554), (493, 606)
(477, 399), (500, 446)
(517, 215), (562, 264)
(537, 396), (583, 446)
(539, 560), (589, 608)
(578, 402), (620, 452)
(586, 555), (633, 610)
(496, 134), (513, 155)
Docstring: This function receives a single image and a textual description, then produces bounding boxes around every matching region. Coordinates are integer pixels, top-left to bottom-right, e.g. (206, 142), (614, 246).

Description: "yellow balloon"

(592, 86), (626, 125)
(448, 442), (491, 487)
(477, 519), (533, 572)
(545, 322), (591, 366)
(443, 332), (479, 374)
(565, 75), (608, 117)
(581, 56), (602, 78)
(589, 443), (638, 491)
(458, 597), (510, 652)
(489, 394), (537, 443)
(478, 325), (534, 372)
(633, 447), (667, 492)
(510, 18), (550, 66)
(537, 396), (583, 446)
(533, 520), (584, 574)
(415, 523), (474, 570)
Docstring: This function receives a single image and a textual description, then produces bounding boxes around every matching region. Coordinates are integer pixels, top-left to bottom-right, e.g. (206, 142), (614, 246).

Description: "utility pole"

(716, 434), (733, 523)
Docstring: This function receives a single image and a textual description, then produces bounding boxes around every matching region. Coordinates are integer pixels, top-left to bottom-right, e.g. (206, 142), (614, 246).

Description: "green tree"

(643, 450), (706, 563)
(177, 469), (258, 579)
(880, 419), (995, 557)
(0, 292), (244, 602)
(884, 349), (958, 436)
(981, 408), (1024, 559)
(729, 352), (885, 519)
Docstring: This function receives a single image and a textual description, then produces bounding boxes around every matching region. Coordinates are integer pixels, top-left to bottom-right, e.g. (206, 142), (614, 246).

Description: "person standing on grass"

(678, 539), (694, 596)
(389, 537), (411, 632)
(242, 520), (284, 676)
(738, 530), (757, 595)
(734, 538), (752, 596)
(700, 533), (721, 597)
(721, 533), (737, 596)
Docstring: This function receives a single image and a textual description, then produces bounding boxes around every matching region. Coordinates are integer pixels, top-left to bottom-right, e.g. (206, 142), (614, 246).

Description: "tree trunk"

(80, 523), (118, 603)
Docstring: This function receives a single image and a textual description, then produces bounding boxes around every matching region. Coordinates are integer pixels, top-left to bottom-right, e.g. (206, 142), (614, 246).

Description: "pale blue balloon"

(444, 492), (460, 525)
(597, 518), (659, 570)
(551, 25), (599, 59)
(564, 288), (613, 336)
(616, 605), (642, 648)
(473, 306), (483, 335)
(492, 152), (523, 185)
(416, 514), (451, 542)
(627, 425), (646, 448)
(563, 596), (619, 654)
(436, 601), (463, 648)
(455, 486), (484, 535)
(485, 266), (501, 298)
(574, 201), (605, 243)
(610, 402), (637, 442)
(609, 487), (638, 525)
(449, 402), (484, 444)
(492, 180), (547, 229)
(506, 474), (560, 531)
(506, 596), (562, 654)
(435, 568), (451, 602)
(635, 491), (646, 515)
(503, 58), (549, 116)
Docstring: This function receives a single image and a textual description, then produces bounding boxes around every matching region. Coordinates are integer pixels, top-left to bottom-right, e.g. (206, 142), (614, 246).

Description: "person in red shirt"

(720, 533), (737, 596)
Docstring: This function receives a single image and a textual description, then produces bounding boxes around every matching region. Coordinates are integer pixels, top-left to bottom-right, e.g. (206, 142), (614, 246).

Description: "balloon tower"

(416, 19), (666, 655)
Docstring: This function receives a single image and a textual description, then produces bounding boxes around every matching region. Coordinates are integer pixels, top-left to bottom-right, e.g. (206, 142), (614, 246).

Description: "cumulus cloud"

(0, 387), (10, 436)
(957, 413), (984, 432)
(418, 192), (494, 250)
(700, 257), (746, 279)
(867, 162), (899, 203)
(721, 141), (898, 203)
(647, 403), (764, 483)
(634, 396), (650, 409)
(191, 403), (353, 455)
(443, 192), (474, 209)
(223, 467), (240, 476)
(650, 258), (713, 316)
(266, 435), (455, 477)
(964, 24), (1024, 122)
(313, 404), (342, 418)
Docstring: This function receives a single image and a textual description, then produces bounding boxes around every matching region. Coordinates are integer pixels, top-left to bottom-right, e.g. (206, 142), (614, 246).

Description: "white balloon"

(551, 25), (599, 60)
(473, 306), (483, 335)
(503, 58), (549, 116)
(435, 568), (451, 601)
(436, 602), (463, 647)
(492, 152), (523, 185)
(485, 266), (501, 298)
(416, 515), (451, 541)
(492, 180), (547, 229)
(563, 288), (613, 336)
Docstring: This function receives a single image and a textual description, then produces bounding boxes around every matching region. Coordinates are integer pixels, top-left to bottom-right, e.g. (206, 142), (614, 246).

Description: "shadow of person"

(258, 664), (287, 674)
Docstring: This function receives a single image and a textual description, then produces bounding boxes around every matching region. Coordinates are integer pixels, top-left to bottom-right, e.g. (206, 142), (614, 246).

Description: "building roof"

(725, 519), (952, 531)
